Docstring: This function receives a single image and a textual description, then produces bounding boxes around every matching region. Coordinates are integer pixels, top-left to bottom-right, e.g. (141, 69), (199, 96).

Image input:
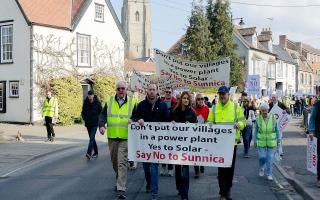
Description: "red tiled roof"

(18, 0), (86, 29)
(125, 60), (156, 73)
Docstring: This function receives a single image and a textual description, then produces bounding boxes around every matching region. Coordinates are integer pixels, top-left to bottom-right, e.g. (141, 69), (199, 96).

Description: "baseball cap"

(218, 86), (229, 94)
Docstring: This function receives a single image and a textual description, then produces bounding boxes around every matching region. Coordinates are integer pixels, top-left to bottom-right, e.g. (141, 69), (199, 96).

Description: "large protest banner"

(246, 75), (260, 96)
(130, 70), (182, 92)
(128, 122), (236, 167)
(307, 137), (318, 175)
(154, 49), (230, 88)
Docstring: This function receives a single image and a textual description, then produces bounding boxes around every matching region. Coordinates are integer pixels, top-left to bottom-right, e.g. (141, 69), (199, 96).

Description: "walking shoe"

(317, 180), (320, 188)
(267, 175), (273, 181)
(151, 194), (158, 200)
(160, 167), (166, 176)
(243, 153), (249, 158)
(45, 138), (51, 142)
(117, 191), (126, 199)
(92, 153), (98, 158)
(146, 185), (151, 193)
(168, 169), (174, 177)
(219, 196), (227, 200)
(50, 137), (55, 142)
(259, 168), (264, 177)
(85, 153), (91, 160)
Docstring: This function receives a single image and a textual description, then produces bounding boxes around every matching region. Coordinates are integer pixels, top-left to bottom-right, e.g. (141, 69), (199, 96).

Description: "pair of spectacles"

(197, 98), (204, 101)
(117, 87), (126, 91)
(165, 91), (171, 94)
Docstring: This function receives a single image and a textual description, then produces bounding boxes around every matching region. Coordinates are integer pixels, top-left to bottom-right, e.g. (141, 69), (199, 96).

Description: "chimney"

(279, 35), (287, 48)
(295, 42), (303, 54)
(261, 27), (272, 37)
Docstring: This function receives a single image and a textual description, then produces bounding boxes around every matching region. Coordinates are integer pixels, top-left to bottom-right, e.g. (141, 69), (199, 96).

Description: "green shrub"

(51, 77), (82, 125)
(92, 76), (116, 106)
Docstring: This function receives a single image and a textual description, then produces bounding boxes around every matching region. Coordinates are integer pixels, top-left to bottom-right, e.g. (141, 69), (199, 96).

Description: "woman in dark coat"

(171, 91), (197, 200)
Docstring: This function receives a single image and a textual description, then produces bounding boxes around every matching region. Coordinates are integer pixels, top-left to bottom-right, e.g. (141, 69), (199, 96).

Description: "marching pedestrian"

(254, 102), (280, 181)
(131, 83), (169, 200)
(160, 87), (177, 176)
(308, 99), (320, 187)
(99, 81), (137, 200)
(42, 91), (58, 142)
(204, 96), (212, 108)
(81, 90), (102, 160)
(172, 91), (197, 200)
(241, 97), (256, 158)
(192, 93), (209, 178)
(207, 86), (246, 200)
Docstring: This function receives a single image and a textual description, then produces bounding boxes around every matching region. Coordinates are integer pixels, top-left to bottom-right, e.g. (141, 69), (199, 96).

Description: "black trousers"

(317, 137), (320, 180)
(45, 116), (55, 138)
(218, 146), (237, 197)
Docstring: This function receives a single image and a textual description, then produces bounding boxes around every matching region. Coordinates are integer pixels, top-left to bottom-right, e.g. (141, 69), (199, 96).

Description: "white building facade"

(0, 0), (126, 123)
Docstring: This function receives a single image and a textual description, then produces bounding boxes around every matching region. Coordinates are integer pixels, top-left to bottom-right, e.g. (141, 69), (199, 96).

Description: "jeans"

(86, 126), (98, 155)
(175, 165), (189, 199)
(143, 163), (159, 195)
(242, 125), (252, 154)
(218, 146), (237, 197)
(258, 147), (275, 176)
(161, 164), (173, 170)
(45, 116), (55, 138)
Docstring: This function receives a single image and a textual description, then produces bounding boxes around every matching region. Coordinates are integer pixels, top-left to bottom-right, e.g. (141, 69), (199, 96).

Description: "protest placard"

(269, 105), (291, 131)
(246, 75), (260, 96)
(154, 49), (230, 88)
(307, 137), (318, 175)
(128, 122), (236, 167)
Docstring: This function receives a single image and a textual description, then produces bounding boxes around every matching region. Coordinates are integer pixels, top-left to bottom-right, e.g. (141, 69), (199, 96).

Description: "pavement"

(0, 120), (317, 199)
(274, 116), (320, 200)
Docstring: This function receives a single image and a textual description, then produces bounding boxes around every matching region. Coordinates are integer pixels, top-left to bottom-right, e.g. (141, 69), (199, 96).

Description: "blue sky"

(110, 0), (320, 51)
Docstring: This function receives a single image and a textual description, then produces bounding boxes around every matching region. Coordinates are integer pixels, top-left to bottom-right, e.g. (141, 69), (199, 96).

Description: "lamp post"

(232, 17), (245, 26)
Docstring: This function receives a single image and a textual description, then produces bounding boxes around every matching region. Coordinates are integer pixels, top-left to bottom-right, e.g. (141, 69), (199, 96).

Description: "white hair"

(271, 92), (277, 98)
(115, 80), (128, 88)
(259, 102), (270, 111)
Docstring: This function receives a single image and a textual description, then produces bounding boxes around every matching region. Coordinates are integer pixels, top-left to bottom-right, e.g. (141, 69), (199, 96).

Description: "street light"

(232, 17), (245, 26)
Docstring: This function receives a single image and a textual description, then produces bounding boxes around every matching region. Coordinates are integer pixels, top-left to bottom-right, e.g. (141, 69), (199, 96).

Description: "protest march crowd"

(41, 51), (320, 200)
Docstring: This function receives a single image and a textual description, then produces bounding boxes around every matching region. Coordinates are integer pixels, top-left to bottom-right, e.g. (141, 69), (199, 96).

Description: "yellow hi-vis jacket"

(105, 95), (137, 139)
(42, 97), (58, 118)
(207, 99), (246, 145)
(256, 114), (277, 148)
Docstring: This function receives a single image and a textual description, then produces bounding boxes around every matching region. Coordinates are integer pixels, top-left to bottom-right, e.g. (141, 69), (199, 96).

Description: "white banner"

(128, 122), (236, 167)
(154, 49), (230, 88)
(246, 75), (260, 96)
(269, 105), (291, 131)
(307, 137), (317, 175)
(130, 70), (183, 93)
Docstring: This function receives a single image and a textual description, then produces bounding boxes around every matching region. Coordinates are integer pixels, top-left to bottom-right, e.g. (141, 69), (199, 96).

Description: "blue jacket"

(308, 100), (320, 138)
(131, 97), (169, 122)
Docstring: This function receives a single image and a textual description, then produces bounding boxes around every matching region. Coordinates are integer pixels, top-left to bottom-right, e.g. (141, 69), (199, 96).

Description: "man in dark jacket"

(308, 100), (320, 188)
(81, 90), (102, 160)
(131, 83), (169, 200)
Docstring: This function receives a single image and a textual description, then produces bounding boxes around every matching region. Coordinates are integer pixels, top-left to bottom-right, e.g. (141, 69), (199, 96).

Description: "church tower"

(122, 0), (152, 59)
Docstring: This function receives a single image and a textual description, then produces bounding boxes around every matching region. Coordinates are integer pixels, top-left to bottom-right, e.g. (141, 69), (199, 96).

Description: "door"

(0, 81), (6, 113)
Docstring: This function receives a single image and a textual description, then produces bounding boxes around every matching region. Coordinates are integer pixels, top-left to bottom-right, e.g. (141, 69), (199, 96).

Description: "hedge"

(92, 76), (116, 107)
(51, 77), (83, 125)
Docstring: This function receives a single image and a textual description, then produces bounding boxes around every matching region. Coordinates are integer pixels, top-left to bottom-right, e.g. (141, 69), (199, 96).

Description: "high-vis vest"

(106, 96), (136, 139)
(207, 99), (246, 144)
(257, 115), (277, 148)
(42, 97), (58, 117)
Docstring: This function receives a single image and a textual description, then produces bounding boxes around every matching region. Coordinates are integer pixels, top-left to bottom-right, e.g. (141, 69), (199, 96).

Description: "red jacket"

(192, 105), (209, 123)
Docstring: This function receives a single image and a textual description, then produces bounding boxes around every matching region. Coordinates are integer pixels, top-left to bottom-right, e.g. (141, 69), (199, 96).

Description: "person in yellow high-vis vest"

(207, 86), (246, 200)
(42, 91), (58, 142)
(99, 80), (137, 200)
(254, 102), (280, 181)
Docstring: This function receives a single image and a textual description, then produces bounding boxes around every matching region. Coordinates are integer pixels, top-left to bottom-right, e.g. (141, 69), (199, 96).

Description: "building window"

(0, 25), (13, 63)
(136, 45), (139, 52)
(9, 81), (19, 98)
(95, 3), (104, 22)
(300, 73), (303, 84)
(77, 34), (91, 67)
(0, 81), (6, 113)
(135, 11), (140, 22)
(309, 74), (312, 85)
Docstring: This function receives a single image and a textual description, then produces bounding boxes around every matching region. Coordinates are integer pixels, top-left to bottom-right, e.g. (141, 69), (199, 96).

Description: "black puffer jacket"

(81, 95), (102, 127)
(172, 106), (197, 123)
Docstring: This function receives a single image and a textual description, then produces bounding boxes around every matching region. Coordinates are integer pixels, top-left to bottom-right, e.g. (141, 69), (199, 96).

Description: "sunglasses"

(165, 91), (171, 94)
(117, 87), (126, 91)
(197, 98), (204, 101)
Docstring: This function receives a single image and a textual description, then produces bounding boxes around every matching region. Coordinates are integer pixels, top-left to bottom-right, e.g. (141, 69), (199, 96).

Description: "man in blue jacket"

(131, 83), (169, 200)
(308, 100), (320, 188)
